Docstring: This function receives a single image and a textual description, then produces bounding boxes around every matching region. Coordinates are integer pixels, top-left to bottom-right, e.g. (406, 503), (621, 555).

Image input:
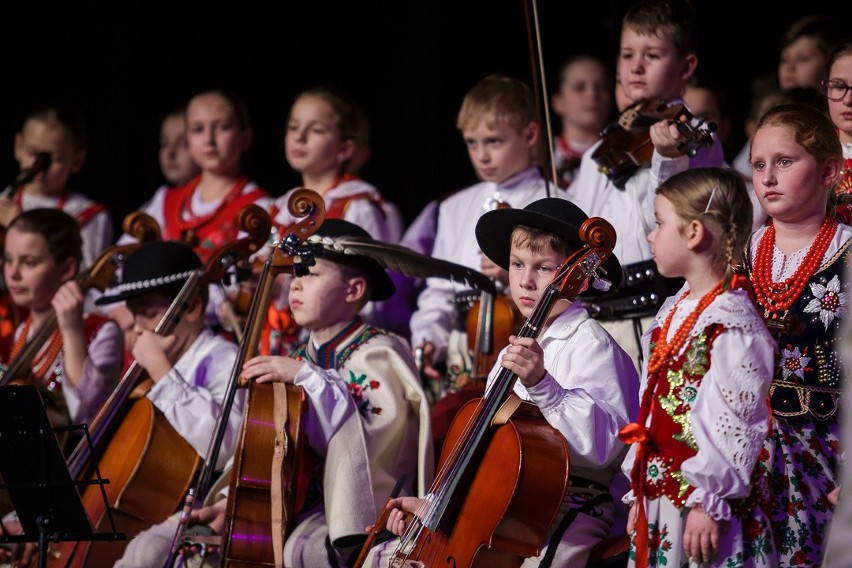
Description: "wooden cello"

(43, 204), (272, 568)
(390, 216), (616, 568)
(213, 188), (324, 567)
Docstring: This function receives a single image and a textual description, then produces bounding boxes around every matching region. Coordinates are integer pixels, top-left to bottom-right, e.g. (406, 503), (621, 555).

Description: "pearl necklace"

(751, 217), (836, 320)
(646, 282), (723, 375)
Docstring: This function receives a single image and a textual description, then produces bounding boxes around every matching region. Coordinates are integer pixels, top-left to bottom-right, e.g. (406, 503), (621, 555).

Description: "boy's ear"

(551, 93), (565, 117)
(182, 295), (205, 323)
(522, 121), (540, 148)
(345, 276), (368, 305)
(680, 54), (699, 85)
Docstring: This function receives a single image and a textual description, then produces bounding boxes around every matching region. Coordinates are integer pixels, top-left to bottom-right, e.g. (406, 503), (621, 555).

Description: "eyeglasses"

(822, 80), (852, 101)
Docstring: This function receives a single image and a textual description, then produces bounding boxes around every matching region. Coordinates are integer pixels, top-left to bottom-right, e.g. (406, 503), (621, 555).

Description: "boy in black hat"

(116, 220), (432, 568)
(97, 240), (244, 565)
(364, 198), (639, 567)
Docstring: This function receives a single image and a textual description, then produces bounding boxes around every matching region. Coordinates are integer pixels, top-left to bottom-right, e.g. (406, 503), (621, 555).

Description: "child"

(0, 102), (113, 270)
(117, 89), (272, 262)
(825, 39), (852, 222)
(409, 73), (568, 397)
(619, 167), (777, 567)
(742, 103), (852, 567)
(115, 89), (273, 332)
(569, 0), (726, 373)
(262, 86), (405, 353)
(113, 219), (432, 568)
(550, 53), (614, 190)
(158, 105), (201, 188)
(778, 14), (843, 90)
(2, 208), (122, 429)
(366, 197), (638, 567)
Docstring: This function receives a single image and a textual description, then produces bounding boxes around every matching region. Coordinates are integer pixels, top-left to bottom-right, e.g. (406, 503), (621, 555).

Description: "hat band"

(111, 269), (196, 295)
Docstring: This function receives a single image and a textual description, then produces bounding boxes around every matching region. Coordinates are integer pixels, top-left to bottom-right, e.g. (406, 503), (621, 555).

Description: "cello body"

(408, 399), (569, 568)
(49, 398), (199, 568)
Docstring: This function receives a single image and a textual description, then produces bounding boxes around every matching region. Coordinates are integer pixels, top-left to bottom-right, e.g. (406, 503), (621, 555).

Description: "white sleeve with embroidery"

(681, 327), (774, 520)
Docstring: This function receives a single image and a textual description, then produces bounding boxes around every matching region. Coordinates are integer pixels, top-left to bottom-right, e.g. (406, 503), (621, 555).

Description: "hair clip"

(703, 186), (718, 214)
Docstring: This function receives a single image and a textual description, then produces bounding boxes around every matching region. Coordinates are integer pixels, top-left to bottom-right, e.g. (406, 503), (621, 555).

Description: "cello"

(43, 204), (272, 568)
(390, 216), (616, 568)
(165, 188), (325, 567)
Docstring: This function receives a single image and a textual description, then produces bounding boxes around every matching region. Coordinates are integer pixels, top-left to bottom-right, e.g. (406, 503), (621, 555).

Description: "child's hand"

(683, 505), (719, 564)
(0, 198), (22, 228)
(500, 335), (546, 388)
(626, 502), (638, 535)
(829, 485), (841, 506)
(649, 116), (691, 159)
(415, 342), (442, 383)
(188, 498), (227, 535)
(384, 496), (424, 536)
(242, 355), (304, 383)
(53, 280), (85, 335)
(132, 330), (177, 382)
(479, 252), (509, 287)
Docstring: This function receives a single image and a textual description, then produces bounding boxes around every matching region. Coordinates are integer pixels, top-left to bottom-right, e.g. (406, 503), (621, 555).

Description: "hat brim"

(475, 208), (622, 296)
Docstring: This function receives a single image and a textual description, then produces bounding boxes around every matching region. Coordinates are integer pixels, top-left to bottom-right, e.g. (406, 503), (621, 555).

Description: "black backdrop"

(0, 0), (846, 233)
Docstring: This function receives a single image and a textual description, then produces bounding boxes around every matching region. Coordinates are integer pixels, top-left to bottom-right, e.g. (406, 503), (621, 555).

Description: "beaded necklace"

(646, 281), (723, 374)
(751, 216), (836, 321)
(10, 316), (64, 381)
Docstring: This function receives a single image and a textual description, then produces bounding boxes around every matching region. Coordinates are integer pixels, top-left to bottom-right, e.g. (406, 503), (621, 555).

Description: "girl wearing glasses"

(824, 39), (852, 224)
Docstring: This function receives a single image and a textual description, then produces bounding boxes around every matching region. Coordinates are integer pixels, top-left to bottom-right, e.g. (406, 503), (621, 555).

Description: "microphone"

(2, 152), (52, 198)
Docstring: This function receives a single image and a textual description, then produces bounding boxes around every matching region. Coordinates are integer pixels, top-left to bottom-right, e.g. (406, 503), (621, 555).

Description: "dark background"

(0, 1), (847, 234)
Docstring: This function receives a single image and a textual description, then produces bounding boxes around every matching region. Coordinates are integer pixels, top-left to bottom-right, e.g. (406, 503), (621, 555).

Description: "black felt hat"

(475, 198), (622, 296)
(309, 219), (396, 301)
(95, 240), (202, 305)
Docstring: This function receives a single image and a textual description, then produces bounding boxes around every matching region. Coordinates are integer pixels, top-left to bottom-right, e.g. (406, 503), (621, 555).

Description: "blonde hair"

(656, 167), (752, 289)
(456, 74), (536, 134)
(751, 103), (843, 216)
(510, 226), (572, 260)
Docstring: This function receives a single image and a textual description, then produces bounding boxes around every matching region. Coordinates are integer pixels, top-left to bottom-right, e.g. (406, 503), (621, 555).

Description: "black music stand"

(0, 385), (124, 568)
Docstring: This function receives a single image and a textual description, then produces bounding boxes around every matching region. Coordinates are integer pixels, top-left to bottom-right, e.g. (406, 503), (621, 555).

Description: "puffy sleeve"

(681, 326), (774, 520)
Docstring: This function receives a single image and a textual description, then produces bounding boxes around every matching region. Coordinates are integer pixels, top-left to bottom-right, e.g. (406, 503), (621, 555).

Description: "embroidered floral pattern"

(777, 345), (812, 381)
(347, 370), (383, 416)
(803, 274), (846, 329)
(646, 456), (668, 486)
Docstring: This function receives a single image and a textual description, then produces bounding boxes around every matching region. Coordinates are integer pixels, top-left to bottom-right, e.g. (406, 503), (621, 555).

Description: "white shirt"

(409, 167), (567, 361)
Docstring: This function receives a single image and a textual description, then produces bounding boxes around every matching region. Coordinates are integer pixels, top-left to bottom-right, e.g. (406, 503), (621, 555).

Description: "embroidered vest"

(746, 239), (851, 421)
(162, 176), (268, 263)
(633, 324), (723, 507)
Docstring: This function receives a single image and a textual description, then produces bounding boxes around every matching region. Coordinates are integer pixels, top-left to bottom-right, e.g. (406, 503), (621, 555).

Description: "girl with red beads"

(743, 103), (851, 567)
(619, 167), (778, 567)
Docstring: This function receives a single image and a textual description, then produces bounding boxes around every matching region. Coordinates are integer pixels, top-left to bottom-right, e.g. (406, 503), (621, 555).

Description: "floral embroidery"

(803, 274), (846, 329)
(646, 456), (668, 486)
(347, 370), (383, 416)
(778, 345), (812, 381)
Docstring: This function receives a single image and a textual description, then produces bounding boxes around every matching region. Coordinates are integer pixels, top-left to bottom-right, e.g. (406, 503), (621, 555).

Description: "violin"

(390, 216), (617, 568)
(592, 99), (716, 189)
